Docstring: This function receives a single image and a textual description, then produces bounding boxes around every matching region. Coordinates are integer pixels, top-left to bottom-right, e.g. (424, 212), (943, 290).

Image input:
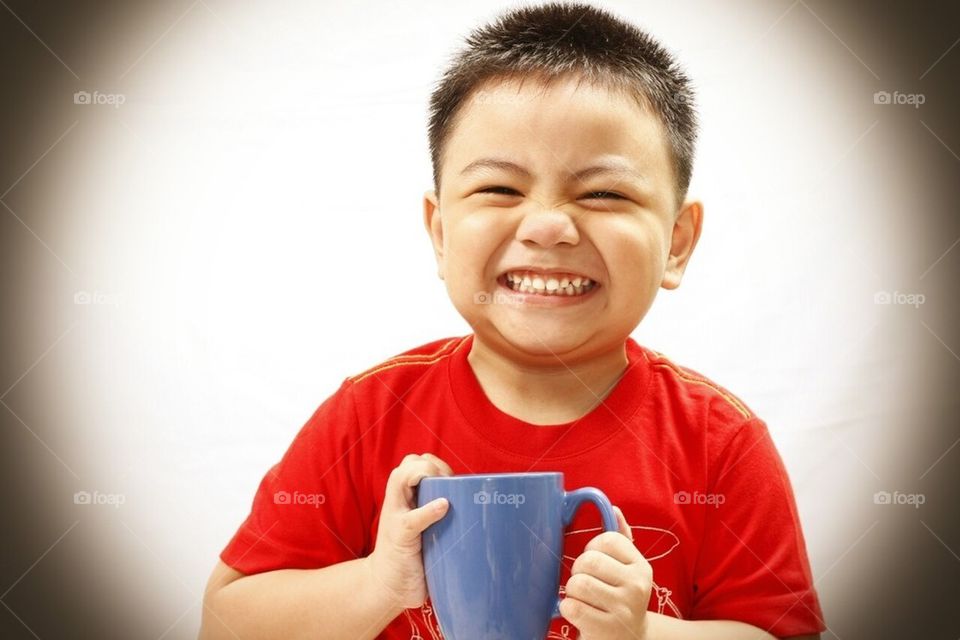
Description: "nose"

(515, 206), (580, 248)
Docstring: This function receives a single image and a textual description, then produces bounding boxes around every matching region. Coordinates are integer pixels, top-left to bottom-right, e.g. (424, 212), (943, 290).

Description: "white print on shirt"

(403, 600), (442, 640)
(562, 524), (683, 620)
(404, 523), (683, 639)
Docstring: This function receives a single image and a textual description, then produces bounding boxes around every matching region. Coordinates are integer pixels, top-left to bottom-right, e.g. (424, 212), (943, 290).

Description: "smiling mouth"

(497, 270), (599, 297)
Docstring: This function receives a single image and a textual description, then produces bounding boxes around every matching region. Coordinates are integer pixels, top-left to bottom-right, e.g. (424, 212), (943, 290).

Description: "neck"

(466, 335), (630, 426)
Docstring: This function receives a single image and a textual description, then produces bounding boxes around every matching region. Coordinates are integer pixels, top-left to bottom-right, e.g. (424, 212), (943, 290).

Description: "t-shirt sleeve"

(219, 379), (371, 575)
(689, 417), (826, 637)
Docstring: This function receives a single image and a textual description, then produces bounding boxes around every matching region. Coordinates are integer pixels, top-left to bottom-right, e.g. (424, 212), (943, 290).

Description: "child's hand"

(560, 506), (652, 640)
(367, 453), (453, 609)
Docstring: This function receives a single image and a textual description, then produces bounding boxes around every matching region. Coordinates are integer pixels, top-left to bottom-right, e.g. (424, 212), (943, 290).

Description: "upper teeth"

(504, 271), (596, 296)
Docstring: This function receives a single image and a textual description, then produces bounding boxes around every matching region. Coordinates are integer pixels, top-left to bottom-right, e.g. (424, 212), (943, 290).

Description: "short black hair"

(427, 1), (698, 204)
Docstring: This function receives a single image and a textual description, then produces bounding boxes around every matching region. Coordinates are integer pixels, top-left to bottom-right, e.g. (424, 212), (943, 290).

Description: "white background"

(17, 1), (953, 636)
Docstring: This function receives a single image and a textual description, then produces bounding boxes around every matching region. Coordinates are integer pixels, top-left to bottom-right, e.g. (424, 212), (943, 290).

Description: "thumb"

(614, 506), (633, 541)
(401, 498), (449, 539)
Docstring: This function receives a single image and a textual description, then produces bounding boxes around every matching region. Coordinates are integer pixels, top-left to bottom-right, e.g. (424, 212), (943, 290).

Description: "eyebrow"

(458, 157), (647, 185)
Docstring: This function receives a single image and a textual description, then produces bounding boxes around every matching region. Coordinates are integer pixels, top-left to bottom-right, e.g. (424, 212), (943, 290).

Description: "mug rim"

(420, 472), (562, 482)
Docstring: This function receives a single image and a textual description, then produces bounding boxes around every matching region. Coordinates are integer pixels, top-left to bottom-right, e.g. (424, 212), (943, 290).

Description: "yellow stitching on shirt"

(369, 340), (461, 361)
(349, 337), (467, 384)
(348, 338), (460, 380)
(641, 348), (752, 419)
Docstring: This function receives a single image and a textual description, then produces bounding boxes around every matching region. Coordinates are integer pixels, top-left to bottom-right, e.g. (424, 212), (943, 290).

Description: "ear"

(661, 200), (703, 290)
(423, 189), (445, 280)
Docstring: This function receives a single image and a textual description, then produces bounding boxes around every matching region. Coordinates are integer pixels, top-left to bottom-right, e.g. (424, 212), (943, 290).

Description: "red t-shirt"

(221, 334), (826, 638)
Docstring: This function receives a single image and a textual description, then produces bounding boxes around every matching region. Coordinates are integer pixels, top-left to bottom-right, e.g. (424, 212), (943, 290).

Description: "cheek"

(596, 222), (665, 292)
(445, 212), (509, 275)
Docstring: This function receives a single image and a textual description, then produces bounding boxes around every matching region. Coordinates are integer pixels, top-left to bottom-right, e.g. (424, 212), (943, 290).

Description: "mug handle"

(552, 487), (619, 619)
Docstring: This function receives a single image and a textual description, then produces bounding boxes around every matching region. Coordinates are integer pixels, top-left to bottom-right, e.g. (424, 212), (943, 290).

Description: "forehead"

(443, 75), (674, 189)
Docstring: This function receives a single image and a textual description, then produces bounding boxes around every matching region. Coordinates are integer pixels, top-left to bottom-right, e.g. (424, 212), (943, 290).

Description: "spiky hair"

(427, 1), (698, 203)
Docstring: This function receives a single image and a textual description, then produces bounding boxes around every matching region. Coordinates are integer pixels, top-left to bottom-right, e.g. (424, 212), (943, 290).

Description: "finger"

(385, 458), (444, 510)
(564, 572), (618, 613)
(570, 549), (631, 587)
(558, 594), (608, 634)
(398, 497), (449, 541)
(584, 531), (642, 565)
(419, 452), (454, 476)
(403, 460), (442, 489)
(614, 506), (633, 541)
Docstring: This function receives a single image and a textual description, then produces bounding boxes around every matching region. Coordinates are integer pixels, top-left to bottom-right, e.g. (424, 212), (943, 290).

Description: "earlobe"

(661, 200), (704, 290)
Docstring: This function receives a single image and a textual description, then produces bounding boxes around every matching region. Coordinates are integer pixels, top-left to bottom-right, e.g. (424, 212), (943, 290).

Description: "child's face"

(424, 76), (702, 363)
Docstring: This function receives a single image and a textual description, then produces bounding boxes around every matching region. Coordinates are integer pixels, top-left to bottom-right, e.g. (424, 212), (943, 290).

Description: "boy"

(200, 3), (826, 639)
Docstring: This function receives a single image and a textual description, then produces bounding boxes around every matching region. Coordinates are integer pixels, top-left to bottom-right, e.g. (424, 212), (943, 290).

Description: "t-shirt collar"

(446, 333), (652, 460)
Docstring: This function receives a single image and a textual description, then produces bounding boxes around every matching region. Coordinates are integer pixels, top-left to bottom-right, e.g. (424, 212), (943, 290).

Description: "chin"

(490, 323), (594, 359)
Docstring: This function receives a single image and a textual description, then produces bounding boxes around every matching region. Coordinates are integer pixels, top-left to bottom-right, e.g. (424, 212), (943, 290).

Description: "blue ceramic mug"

(417, 472), (618, 640)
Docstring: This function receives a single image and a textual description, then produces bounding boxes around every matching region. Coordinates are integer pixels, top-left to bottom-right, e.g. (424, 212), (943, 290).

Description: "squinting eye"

(478, 186), (521, 196)
(585, 191), (626, 200)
